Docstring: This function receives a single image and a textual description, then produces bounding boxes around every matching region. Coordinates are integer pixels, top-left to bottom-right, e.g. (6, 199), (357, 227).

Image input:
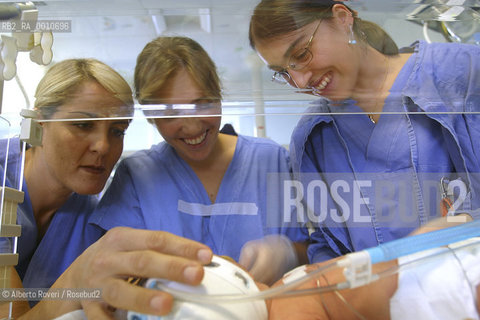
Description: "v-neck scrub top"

(289, 41), (480, 263)
(0, 138), (103, 291)
(90, 135), (309, 262)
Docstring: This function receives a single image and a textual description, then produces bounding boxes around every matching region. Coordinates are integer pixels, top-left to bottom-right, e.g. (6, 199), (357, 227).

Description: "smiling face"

(39, 81), (130, 195)
(152, 68), (222, 163)
(254, 7), (361, 101)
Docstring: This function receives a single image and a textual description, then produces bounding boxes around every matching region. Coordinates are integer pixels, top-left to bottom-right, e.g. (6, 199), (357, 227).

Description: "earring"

(348, 24), (356, 44)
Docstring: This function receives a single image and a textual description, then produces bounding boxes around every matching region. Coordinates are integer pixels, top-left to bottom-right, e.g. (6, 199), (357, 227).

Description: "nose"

(180, 117), (203, 135)
(288, 69), (311, 89)
(90, 128), (111, 155)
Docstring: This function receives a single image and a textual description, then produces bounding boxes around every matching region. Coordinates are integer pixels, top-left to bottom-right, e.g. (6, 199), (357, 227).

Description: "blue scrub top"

(289, 41), (480, 262)
(90, 135), (309, 261)
(0, 138), (104, 291)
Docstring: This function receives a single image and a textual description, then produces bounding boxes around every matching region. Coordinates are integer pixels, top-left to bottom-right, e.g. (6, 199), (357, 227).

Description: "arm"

(0, 267), (30, 319)
(19, 227), (213, 320)
(268, 258), (398, 320)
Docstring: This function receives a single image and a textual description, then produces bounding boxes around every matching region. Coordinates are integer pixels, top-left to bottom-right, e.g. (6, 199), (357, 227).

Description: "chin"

(74, 184), (106, 195)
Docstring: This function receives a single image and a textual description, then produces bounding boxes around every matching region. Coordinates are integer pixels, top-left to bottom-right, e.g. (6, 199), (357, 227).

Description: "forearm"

(19, 265), (82, 320)
(316, 259), (398, 320)
(0, 267), (30, 319)
(269, 258), (398, 320)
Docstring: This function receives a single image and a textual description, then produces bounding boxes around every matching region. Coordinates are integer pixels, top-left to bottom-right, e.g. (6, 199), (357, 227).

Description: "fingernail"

(197, 248), (212, 264)
(150, 295), (166, 311)
(183, 266), (200, 283)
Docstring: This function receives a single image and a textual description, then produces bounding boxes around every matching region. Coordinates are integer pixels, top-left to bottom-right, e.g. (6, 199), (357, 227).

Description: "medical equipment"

(127, 255), (268, 320)
(127, 219), (480, 313)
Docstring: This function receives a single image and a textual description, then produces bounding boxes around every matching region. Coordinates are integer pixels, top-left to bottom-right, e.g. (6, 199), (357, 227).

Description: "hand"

(239, 235), (298, 285)
(269, 259), (398, 320)
(410, 214), (473, 236)
(27, 227), (213, 320)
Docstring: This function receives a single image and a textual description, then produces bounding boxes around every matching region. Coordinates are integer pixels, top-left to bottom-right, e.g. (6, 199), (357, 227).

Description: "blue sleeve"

(91, 160), (147, 231)
(0, 237), (12, 254)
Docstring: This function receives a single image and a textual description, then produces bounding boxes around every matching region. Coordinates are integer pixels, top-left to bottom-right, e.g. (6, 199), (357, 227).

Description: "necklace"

(367, 56), (390, 125)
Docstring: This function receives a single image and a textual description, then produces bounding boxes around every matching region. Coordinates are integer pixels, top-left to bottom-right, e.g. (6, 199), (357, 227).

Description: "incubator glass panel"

(0, 0), (478, 319)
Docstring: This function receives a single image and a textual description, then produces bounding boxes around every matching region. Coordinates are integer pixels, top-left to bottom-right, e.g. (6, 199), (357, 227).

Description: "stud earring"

(348, 24), (356, 44)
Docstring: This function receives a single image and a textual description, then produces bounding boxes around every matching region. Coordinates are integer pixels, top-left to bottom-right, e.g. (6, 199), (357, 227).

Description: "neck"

(185, 134), (237, 203)
(351, 47), (391, 114)
(185, 134), (237, 170)
(352, 48), (412, 122)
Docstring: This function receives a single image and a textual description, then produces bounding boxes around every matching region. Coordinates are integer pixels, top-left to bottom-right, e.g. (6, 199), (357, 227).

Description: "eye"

(111, 127), (127, 137)
(72, 122), (93, 130)
(111, 121), (130, 137)
(196, 102), (217, 110)
(291, 48), (310, 64)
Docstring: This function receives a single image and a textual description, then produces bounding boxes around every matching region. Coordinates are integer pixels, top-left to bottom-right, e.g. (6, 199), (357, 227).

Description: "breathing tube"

(155, 219), (480, 303)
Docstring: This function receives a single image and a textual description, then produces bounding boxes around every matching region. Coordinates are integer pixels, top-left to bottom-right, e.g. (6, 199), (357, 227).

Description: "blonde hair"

(34, 58), (133, 118)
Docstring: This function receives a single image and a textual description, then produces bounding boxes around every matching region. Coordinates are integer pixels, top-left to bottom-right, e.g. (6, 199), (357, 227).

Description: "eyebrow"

(67, 111), (99, 118)
(67, 111), (130, 123)
(267, 34), (307, 71)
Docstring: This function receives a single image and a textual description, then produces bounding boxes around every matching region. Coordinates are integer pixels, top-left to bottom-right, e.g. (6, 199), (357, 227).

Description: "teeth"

(184, 132), (207, 145)
(314, 74), (331, 91)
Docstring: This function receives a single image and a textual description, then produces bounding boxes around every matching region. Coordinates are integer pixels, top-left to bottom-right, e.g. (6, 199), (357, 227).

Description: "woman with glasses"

(90, 36), (310, 286)
(249, 0), (480, 264)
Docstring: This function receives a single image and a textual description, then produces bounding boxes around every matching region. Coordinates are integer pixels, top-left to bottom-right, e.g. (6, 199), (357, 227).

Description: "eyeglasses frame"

(272, 19), (322, 85)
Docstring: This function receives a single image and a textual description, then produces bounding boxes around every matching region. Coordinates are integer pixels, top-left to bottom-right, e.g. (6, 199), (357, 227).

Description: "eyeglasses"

(271, 20), (322, 86)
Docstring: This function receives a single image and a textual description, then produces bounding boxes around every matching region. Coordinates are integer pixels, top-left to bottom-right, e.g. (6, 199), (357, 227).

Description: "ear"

(331, 4), (354, 27)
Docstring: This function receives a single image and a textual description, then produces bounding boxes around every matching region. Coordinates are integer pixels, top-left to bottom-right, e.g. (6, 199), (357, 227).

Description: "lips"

(80, 165), (106, 174)
(183, 131), (207, 145)
(309, 71), (332, 94)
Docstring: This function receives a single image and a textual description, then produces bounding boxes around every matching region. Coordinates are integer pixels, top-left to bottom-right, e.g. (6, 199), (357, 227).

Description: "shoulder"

(405, 41), (479, 111)
(118, 142), (172, 169)
(237, 135), (287, 155)
(291, 103), (331, 143)
(417, 41), (479, 76)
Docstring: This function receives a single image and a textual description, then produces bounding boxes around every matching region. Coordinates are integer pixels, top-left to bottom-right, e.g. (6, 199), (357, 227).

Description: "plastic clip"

(337, 251), (373, 289)
(20, 109), (42, 146)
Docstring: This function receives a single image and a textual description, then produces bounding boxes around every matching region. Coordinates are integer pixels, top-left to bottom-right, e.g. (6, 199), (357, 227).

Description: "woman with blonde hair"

(1, 58), (213, 319)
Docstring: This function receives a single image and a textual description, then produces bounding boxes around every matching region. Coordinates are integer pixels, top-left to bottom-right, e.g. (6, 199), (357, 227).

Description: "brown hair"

(249, 0), (398, 55)
(134, 36), (222, 105)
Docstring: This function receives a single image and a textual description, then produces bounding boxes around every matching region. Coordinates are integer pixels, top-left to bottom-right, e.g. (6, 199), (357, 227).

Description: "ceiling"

(3, 0), (480, 104)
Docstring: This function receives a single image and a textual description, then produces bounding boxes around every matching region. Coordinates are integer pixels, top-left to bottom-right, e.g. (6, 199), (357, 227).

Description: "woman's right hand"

(26, 227), (213, 320)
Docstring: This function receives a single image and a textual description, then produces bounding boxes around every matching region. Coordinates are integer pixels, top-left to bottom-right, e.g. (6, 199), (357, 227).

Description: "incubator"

(123, 222), (480, 320)
(51, 225), (480, 320)
(0, 0), (479, 319)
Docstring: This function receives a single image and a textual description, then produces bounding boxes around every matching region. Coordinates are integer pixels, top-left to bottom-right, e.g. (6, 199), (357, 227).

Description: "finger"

(248, 249), (271, 277)
(100, 278), (174, 316)
(239, 245), (257, 270)
(248, 250), (277, 284)
(101, 227), (213, 263)
(92, 250), (206, 285)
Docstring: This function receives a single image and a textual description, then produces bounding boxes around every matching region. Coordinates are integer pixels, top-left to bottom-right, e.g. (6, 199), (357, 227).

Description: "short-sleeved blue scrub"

(90, 135), (309, 261)
(0, 138), (103, 291)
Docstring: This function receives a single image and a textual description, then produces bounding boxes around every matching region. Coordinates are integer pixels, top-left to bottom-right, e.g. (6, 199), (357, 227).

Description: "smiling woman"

(90, 36), (311, 287)
(248, 0), (480, 266)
